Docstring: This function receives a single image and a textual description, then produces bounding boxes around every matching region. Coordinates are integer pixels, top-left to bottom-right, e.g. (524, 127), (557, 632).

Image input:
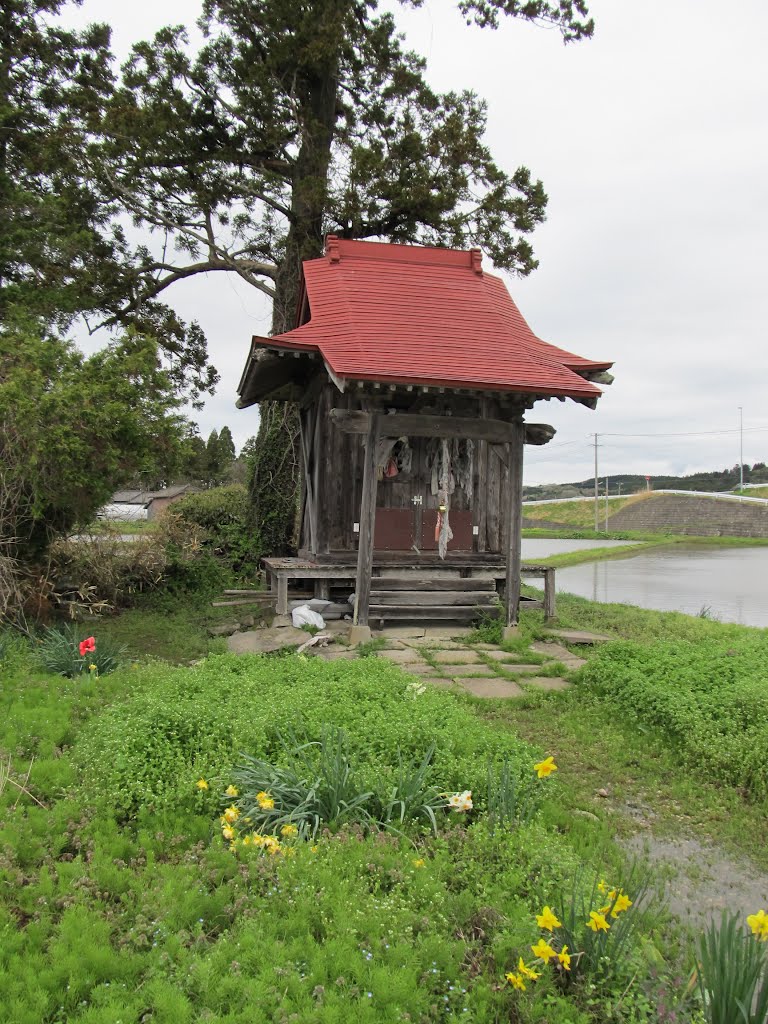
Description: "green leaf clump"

(577, 635), (768, 799)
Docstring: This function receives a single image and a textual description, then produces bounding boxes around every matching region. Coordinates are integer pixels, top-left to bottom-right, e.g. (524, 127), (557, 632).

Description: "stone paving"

(366, 625), (581, 699)
(228, 618), (613, 700)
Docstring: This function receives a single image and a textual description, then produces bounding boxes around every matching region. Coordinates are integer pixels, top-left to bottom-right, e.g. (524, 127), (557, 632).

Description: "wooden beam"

(370, 578), (495, 592)
(353, 412), (379, 628)
(524, 423), (556, 446)
(504, 420), (525, 627)
(329, 409), (517, 444)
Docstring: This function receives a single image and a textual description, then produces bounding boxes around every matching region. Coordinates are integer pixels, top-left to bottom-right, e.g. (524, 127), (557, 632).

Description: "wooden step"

(369, 578), (496, 592)
(370, 590), (498, 606)
(369, 605), (499, 621)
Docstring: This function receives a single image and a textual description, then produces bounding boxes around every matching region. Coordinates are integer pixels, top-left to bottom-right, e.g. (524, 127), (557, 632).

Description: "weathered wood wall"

(299, 379), (524, 556)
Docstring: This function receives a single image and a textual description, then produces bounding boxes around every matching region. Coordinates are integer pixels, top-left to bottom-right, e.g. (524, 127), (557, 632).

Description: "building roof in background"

(239, 238), (613, 405)
(109, 484), (197, 506)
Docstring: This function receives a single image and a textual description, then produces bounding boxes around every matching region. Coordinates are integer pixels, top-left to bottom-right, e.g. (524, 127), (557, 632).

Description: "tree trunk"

(249, 57), (339, 556)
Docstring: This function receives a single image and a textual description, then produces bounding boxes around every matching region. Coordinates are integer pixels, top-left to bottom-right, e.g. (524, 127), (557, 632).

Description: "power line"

(598, 426), (768, 439)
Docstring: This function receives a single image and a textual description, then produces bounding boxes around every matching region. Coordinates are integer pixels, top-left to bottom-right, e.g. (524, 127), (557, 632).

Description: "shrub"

(577, 636), (768, 800)
(75, 654), (535, 818)
(35, 625), (126, 677)
(172, 484), (259, 573)
(47, 515), (210, 608)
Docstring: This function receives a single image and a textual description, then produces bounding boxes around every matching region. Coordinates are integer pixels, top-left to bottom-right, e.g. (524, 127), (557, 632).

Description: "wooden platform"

(262, 556), (555, 621)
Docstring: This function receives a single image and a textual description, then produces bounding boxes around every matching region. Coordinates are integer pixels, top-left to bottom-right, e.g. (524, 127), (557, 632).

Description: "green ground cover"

(2, 633), (690, 1024)
(3, 592), (767, 1023)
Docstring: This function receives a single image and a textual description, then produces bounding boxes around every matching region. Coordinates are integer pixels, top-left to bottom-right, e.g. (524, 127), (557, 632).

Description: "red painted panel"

(421, 510), (473, 552)
(373, 509), (413, 551)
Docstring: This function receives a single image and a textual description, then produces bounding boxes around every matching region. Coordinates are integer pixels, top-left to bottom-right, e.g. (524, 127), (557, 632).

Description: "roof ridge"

(324, 235), (482, 271)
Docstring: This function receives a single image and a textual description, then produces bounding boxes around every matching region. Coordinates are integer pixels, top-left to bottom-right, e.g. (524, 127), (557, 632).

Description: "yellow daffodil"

(88, 663), (98, 673)
(256, 791), (275, 810)
(518, 957), (540, 981)
(222, 825), (235, 841)
(531, 939), (557, 963)
(196, 778), (209, 791)
(280, 824), (298, 838)
(747, 909), (768, 940)
(557, 946), (571, 971)
(597, 879), (608, 894)
(536, 906), (562, 932)
(412, 858), (426, 868)
(223, 805), (240, 824)
(533, 756), (558, 779)
(505, 972), (526, 991)
(612, 892), (633, 917)
(598, 903), (612, 916)
(241, 835), (251, 846)
(587, 911), (610, 932)
(264, 836), (281, 855)
(252, 833), (266, 847)
(225, 784), (239, 797)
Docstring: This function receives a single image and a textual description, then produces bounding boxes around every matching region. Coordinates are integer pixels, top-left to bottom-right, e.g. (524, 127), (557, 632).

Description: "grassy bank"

(521, 530), (768, 571)
(3, 592), (767, 1023)
(0, 640), (674, 1024)
(523, 496), (638, 527)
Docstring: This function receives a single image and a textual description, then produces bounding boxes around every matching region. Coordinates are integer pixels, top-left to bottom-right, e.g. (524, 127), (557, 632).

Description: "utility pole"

(604, 477), (609, 532)
(739, 406), (744, 494)
(593, 433), (599, 532)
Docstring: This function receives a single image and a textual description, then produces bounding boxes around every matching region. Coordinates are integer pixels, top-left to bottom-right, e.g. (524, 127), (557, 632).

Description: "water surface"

(520, 538), (634, 559)
(556, 545), (768, 628)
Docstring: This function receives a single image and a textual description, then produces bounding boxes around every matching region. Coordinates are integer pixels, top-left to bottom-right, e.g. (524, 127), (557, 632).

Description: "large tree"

(10, 0), (594, 551)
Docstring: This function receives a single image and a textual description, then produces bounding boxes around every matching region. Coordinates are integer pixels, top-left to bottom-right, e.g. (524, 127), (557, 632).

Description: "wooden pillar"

(543, 567), (556, 622)
(504, 419), (525, 628)
(353, 413), (379, 627)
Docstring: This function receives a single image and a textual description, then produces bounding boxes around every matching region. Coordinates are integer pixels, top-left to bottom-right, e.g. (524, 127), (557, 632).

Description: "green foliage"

(172, 484), (259, 573)
(0, 616), (716, 1024)
(35, 625), (126, 678)
(485, 758), (543, 831)
(577, 634), (768, 800)
(696, 911), (768, 1024)
(0, 323), (191, 564)
(248, 402), (301, 556)
(233, 731), (449, 840)
(0, 2), (216, 399)
(549, 867), (655, 989)
(75, 654), (535, 819)
(234, 727), (376, 839)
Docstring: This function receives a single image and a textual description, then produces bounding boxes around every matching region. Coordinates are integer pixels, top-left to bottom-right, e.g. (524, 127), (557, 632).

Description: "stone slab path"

(227, 619), (594, 700)
(367, 627), (574, 699)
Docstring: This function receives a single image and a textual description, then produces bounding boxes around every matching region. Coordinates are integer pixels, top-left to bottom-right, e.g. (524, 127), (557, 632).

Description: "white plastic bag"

(291, 604), (325, 629)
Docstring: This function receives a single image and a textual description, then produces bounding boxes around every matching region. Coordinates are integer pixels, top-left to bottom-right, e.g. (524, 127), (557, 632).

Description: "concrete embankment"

(605, 492), (768, 538)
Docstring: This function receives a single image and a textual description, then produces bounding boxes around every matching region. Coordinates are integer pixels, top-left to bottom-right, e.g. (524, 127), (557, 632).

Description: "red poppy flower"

(79, 636), (96, 657)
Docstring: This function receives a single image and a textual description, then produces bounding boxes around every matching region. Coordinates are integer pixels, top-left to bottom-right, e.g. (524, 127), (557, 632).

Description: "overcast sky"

(64, 0), (768, 486)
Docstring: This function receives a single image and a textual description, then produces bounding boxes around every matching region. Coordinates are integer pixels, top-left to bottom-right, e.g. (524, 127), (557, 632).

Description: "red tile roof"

(249, 238), (612, 401)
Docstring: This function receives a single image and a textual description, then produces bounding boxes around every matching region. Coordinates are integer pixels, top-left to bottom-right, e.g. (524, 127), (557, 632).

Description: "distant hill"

(523, 462), (768, 501)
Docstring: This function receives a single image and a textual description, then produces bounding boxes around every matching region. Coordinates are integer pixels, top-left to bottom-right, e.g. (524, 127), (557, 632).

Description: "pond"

(555, 544), (768, 628)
